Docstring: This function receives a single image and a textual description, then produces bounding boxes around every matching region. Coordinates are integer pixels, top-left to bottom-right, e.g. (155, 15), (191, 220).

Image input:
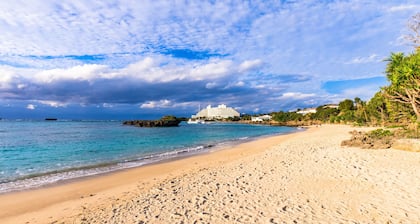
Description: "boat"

(45, 118), (58, 121)
(187, 118), (206, 124)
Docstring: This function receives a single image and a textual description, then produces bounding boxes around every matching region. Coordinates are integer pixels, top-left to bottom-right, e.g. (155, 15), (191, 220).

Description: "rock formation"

(123, 116), (181, 127)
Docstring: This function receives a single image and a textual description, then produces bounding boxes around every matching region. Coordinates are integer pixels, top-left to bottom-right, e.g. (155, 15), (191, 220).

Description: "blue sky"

(0, 1), (418, 119)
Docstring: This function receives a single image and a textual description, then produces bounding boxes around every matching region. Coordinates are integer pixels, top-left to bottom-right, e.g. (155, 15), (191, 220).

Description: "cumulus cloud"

(123, 57), (236, 82)
(278, 92), (316, 100)
(238, 59), (263, 72)
(37, 100), (68, 108)
(189, 59), (234, 80)
(0, 56), (272, 108)
(34, 64), (109, 83)
(26, 104), (36, 110)
(0, 0), (416, 116)
(140, 99), (172, 109)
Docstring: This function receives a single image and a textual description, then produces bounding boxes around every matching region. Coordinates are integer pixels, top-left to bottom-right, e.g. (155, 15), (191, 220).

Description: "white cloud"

(189, 59), (233, 80)
(345, 54), (382, 64)
(139, 100), (196, 109)
(234, 81), (245, 87)
(205, 82), (218, 89)
(278, 92), (316, 100)
(102, 103), (113, 108)
(124, 57), (187, 82)
(125, 57), (157, 76)
(140, 99), (172, 109)
(0, 75), (13, 89)
(0, 66), (25, 89)
(26, 104), (36, 110)
(0, 56), (257, 88)
(238, 59), (262, 72)
(388, 4), (420, 12)
(123, 57), (238, 82)
(34, 64), (109, 83)
(37, 100), (68, 108)
(0, 1), (257, 57)
(0, 1), (416, 113)
(0, 55), (266, 110)
(17, 84), (27, 89)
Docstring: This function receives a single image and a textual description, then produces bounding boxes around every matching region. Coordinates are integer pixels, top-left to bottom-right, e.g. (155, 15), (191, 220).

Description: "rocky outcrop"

(123, 116), (181, 127)
(341, 130), (394, 149)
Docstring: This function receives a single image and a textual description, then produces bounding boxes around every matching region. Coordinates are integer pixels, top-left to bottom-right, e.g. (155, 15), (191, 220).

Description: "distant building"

(323, 104), (339, 109)
(251, 115), (272, 122)
(192, 104), (240, 119)
(296, 108), (317, 115)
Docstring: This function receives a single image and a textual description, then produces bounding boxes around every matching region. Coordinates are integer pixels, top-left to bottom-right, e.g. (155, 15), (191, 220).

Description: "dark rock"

(123, 116), (181, 127)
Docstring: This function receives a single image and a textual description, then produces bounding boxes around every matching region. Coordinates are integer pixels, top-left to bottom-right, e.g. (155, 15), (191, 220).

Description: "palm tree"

(384, 51), (420, 122)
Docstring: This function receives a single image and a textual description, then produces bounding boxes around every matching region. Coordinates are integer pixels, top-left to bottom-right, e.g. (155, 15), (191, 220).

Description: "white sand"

(1, 125), (419, 223)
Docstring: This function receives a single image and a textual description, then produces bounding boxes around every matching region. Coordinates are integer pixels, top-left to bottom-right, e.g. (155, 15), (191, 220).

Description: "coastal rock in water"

(123, 116), (181, 127)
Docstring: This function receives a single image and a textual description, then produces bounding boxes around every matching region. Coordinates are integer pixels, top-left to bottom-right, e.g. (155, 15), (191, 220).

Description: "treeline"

(270, 94), (412, 127)
(271, 48), (419, 129)
(245, 14), (420, 142)
(269, 99), (370, 126)
(270, 13), (420, 131)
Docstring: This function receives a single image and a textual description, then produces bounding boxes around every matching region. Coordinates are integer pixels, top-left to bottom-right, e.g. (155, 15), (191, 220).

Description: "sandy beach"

(1, 124), (419, 223)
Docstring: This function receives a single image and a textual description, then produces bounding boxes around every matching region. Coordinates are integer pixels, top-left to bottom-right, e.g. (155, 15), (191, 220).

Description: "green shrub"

(368, 129), (393, 139)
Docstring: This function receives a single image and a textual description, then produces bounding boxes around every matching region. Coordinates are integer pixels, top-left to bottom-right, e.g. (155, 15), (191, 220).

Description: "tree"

(367, 91), (388, 126)
(272, 111), (303, 123)
(354, 97), (362, 109)
(354, 97), (368, 124)
(338, 99), (354, 111)
(384, 51), (420, 122)
(407, 13), (420, 50)
(311, 106), (339, 122)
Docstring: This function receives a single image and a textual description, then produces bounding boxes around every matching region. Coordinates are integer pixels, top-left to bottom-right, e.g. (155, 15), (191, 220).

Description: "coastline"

(1, 124), (420, 223)
(0, 124), (299, 194)
(0, 126), (304, 223)
(0, 121), (297, 194)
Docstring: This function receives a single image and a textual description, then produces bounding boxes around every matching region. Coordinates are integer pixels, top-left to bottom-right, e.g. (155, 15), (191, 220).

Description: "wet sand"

(1, 125), (419, 223)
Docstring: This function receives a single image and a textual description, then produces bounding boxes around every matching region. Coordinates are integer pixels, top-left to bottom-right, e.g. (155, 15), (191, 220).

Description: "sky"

(0, 0), (419, 119)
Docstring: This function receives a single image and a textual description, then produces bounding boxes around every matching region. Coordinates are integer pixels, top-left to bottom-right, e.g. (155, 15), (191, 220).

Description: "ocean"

(0, 120), (297, 193)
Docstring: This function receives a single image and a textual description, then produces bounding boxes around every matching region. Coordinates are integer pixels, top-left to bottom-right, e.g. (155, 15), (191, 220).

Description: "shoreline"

(1, 124), (419, 223)
(0, 126), (307, 223)
(0, 126), (300, 195)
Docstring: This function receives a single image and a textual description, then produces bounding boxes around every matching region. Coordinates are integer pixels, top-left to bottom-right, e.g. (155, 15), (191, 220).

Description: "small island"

(123, 115), (182, 127)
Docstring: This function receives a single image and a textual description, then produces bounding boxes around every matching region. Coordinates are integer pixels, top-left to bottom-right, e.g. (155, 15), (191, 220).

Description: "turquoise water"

(0, 120), (297, 193)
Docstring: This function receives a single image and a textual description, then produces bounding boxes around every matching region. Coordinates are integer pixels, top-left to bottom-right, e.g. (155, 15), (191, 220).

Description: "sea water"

(0, 120), (297, 193)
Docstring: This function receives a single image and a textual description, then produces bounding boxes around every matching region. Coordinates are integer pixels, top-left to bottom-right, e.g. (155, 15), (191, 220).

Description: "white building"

(296, 108), (317, 115)
(323, 104), (339, 109)
(251, 115), (272, 122)
(192, 104), (240, 119)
